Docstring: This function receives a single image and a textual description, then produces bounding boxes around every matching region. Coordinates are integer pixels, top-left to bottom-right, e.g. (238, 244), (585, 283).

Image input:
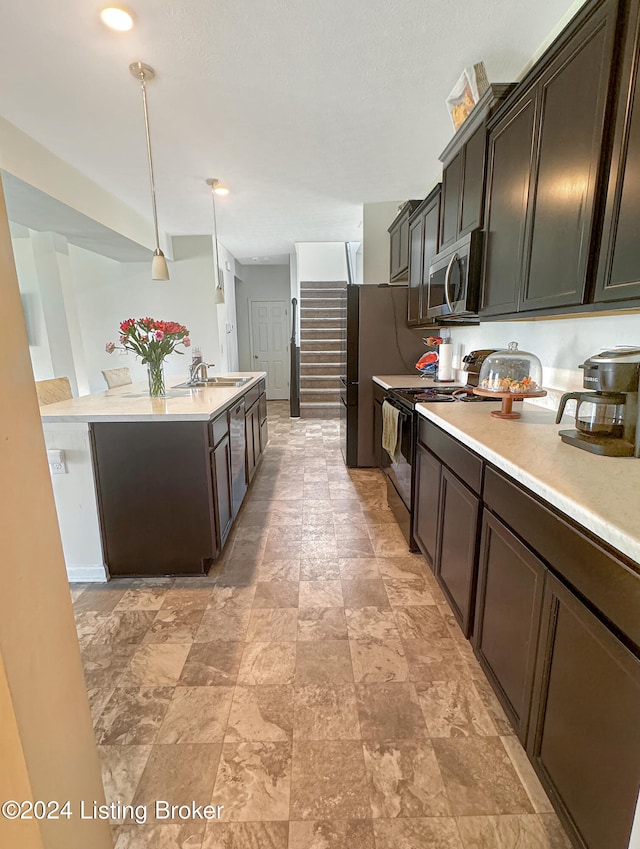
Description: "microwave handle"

(444, 252), (457, 312)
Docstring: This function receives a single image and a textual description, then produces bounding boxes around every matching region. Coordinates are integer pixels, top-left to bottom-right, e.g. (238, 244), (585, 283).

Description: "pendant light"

(206, 178), (227, 304)
(130, 61), (170, 281)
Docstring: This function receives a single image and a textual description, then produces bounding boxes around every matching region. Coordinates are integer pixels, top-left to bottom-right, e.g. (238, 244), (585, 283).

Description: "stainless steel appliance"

(340, 285), (426, 467)
(229, 398), (247, 514)
(556, 347), (640, 456)
(426, 230), (483, 320)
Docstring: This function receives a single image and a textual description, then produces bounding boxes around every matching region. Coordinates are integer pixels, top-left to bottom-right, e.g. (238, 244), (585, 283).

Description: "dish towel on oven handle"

(382, 400), (402, 463)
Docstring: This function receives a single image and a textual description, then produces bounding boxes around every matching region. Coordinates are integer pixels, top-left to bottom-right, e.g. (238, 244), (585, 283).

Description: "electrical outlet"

(47, 449), (67, 475)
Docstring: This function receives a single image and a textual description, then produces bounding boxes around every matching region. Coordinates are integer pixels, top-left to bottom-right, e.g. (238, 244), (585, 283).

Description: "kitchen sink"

(172, 376), (252, 389)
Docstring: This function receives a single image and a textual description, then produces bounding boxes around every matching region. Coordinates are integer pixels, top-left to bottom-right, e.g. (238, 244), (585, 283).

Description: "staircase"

(299, 280), (347, 418)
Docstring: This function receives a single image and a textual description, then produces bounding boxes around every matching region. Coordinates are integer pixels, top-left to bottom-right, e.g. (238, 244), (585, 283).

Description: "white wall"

(296, 241), (348, 282)
(215, 240), (240, 373)
(446, 312), (640, 413)
(236, 263), (291, 370)
(70, 235), (224, 392)
(362, 201), (403, 285)
(11, 223), (53, 380)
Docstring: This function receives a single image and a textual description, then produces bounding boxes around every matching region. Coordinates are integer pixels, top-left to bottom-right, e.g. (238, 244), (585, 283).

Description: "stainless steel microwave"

(426, 230), (483, 319)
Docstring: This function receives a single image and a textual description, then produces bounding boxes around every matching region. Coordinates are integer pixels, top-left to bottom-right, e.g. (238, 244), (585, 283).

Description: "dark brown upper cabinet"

(595, 0), (640, 303)
(482, 0), (620, 317)
(388, 200), (421, 282)
(407, 184), (441, 326)
(439, 84), (516, 252)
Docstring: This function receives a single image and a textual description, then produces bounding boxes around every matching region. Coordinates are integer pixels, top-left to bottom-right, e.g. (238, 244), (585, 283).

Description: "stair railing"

(290, 297), (301, 417)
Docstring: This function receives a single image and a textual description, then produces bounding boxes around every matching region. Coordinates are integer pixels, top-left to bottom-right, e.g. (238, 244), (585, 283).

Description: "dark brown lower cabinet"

(413, 443), (441, 568)
(473, 510), (545, 742)
(245, 400), (261, 482)
(211, 434), (232, 550)
(528, 573), (640, 849)
(434, 467), (481, 637)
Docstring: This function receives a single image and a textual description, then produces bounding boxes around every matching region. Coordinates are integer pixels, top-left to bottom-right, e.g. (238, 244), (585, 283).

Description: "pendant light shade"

(206, 178), (228, 305)
(130, 61), (169, 281)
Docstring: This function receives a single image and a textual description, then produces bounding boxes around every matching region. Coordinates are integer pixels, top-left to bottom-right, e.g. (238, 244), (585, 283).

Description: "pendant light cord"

(139, 71), (161, 252)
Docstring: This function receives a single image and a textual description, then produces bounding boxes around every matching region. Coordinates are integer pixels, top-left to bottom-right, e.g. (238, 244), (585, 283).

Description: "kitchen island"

(40, 373), (267, 580)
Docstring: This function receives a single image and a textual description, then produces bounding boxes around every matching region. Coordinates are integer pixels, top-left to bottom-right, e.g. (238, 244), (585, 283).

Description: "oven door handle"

(384, 398), (411, 421)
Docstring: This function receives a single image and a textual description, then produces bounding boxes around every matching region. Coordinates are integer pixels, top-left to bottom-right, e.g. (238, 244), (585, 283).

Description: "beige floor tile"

(212, 742), (291, 821)
(114, 823), (205, 848)
(299, 558), (341, 580)
(133, 744), (222, 819)
(342, 578), (390, 609)
(346, 608), (402, 641)
(74, 586), (128, 614)
(298, 580), (344, 608)
(372, 817), (463, 848)
(297, 607), (348, 641)
(160, 589), (215, 610)
(253, 581), (299, 609)
(295, 640), (353, 685)
(288, 820), (375, 849)
(143, 608), (205, 644)
(350, 639), (409, 683)
(81, 643), (137, 689)
(115, 588), (167, 611)
(99, 745), (151, 812)
(416, 680), (497, 737)
(246, 608), (298, 641)
(356, 682), (428, 741)
(157, 686), (234, 743)
(195, 609), (251, 643)
(455, 814), (573, 848)
(94, 687), (173, 745)
(92, 611), (157, 646)
(363, 739), (450, 817)
(293, 684), (360, 740)
(394, 606), (450, 641)
(384, 578), (435, 606)
(290, 740), (370, 820)
(206, 586), (256, 611)
(118, 644), (191, 688)
(179, 641), (244, 687)
(237, 642), (297, 685)
(338, 558), (381, 580)
(256, 559), (301, 582)
(432, 737), (534, 816)
(203, 822), (288, 849)
(225, 685), (294, 742)
(501, 736), (555, 813)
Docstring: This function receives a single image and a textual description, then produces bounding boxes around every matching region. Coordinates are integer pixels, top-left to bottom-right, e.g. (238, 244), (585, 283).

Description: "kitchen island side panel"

(91, 421), (215, 576)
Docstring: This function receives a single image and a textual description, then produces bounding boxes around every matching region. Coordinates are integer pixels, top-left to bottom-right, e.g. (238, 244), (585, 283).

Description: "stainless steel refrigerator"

(339, 285), (426, 467)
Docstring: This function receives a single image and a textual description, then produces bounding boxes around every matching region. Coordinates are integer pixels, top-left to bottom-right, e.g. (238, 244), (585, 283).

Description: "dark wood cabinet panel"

(441, 152), (462, 250)
(596, 0), (640, 302)
(389, 200), (421, 282)
(413, 443), (441, 568)
(529, 573), (640, 849)
(245, 400), (261, 483)
(212, 435), (233, 549)
(460, 126), (486, 234)
(420, 196), (441, 322)
(523, 4), (617, 310)
(407, 214), (424, 324)
(474, 511), (545, 742)
(481, 94), (536, 316)
(435, 468), (481, 637)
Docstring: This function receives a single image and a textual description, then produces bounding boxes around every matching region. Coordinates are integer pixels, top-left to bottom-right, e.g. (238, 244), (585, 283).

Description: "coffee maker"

(556, 347), (640, 456)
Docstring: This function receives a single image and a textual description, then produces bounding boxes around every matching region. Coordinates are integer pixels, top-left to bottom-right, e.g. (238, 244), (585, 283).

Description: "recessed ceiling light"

(100, 6), (135, 32)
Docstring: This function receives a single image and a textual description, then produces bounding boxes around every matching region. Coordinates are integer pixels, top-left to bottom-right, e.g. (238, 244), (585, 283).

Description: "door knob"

(254, 355), (258, 359)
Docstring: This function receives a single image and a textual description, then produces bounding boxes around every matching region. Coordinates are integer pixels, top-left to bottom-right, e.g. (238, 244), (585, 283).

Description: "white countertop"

(373, 374), (465, 390)
(40, 373), (266, 423)
(415, 400), (640, 565)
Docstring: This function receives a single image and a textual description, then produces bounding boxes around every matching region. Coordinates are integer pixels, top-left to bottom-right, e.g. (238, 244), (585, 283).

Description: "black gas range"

(388, 384), (498, 410)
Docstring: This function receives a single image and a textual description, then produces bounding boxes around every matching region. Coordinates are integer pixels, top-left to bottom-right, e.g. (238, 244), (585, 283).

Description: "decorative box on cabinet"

(439, 84), (515, 252)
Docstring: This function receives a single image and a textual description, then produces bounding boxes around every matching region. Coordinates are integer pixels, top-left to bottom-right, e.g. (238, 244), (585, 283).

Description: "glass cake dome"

(478, 342), (543, 394)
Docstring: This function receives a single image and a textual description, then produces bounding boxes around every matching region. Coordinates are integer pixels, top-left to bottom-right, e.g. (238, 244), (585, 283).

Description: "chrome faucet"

(189, 361), (214, 383)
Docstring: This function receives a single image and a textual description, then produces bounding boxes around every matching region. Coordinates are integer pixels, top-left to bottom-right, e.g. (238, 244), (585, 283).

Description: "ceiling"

(0, 0), (575, 262)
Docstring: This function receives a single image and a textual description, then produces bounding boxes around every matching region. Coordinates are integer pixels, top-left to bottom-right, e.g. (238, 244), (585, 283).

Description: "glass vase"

(147, 362), (165, 397)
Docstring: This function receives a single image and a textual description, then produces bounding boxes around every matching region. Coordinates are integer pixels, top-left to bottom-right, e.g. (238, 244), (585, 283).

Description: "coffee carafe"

(556, 347), (640, 457)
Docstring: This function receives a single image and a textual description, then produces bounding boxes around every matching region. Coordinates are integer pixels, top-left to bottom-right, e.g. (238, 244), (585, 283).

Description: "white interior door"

(250, 300), (289, 400)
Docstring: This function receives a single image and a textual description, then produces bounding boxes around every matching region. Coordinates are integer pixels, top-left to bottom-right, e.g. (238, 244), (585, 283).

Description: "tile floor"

(72, 401), (572, 848)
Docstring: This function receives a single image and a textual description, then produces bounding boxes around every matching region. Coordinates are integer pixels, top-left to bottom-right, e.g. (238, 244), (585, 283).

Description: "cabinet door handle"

(444, 252), (457, 313)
